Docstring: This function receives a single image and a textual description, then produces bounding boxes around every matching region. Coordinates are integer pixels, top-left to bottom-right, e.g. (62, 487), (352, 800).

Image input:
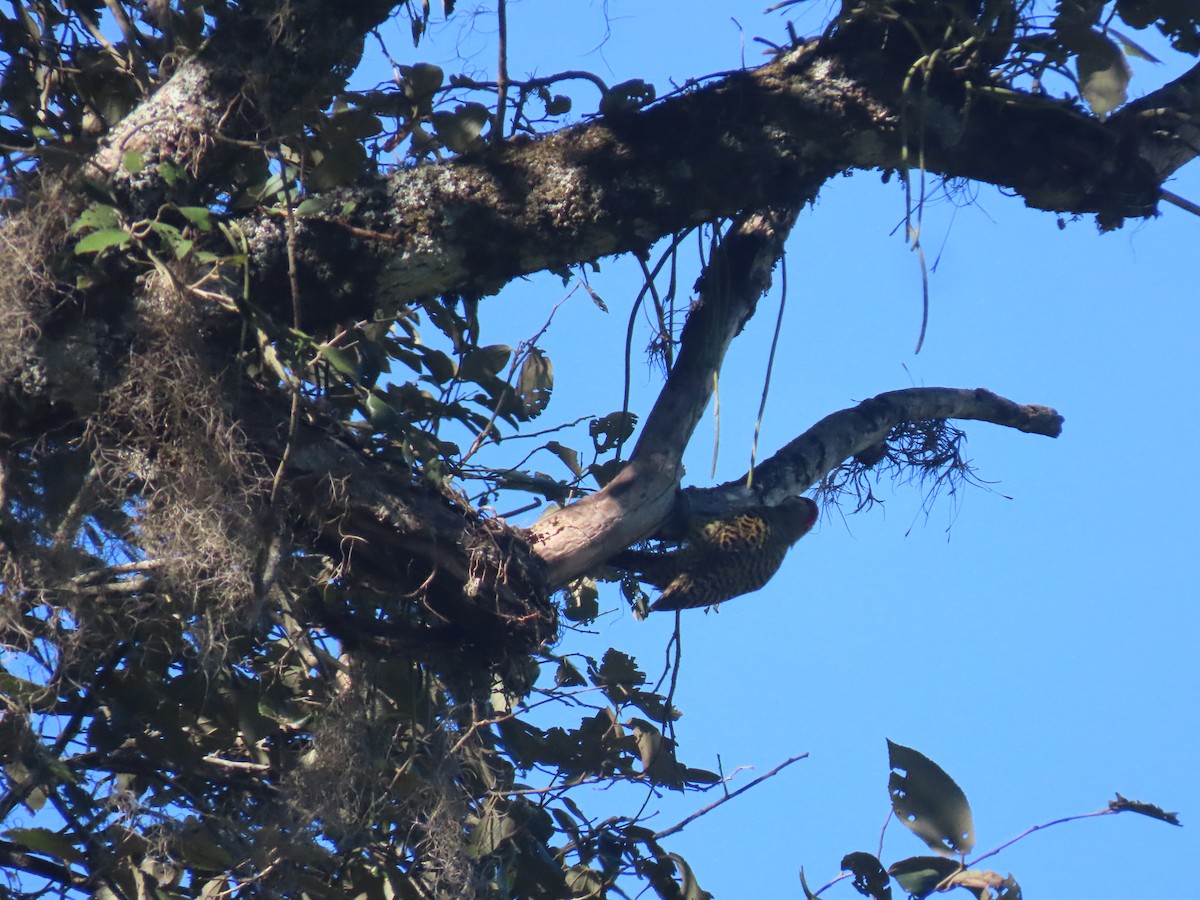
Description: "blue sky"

(370, 2), (1199, 897)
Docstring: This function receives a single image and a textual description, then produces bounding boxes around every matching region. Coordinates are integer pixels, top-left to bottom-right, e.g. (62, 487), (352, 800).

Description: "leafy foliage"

(812, 742), (1174, 900)
(0, 0), (1191, 897)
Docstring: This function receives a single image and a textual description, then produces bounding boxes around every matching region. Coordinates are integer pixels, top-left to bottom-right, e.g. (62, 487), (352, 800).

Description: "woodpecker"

(613, 496), (818, 612)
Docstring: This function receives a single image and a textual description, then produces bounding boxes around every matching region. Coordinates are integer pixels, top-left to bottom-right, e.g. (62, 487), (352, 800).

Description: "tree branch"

(236, 43), (1179, 327)
(85, 0), (397, 205)
(653, 753), (809, 841)
(529, 206), (802, 585)
(698, 387), (1063, 510)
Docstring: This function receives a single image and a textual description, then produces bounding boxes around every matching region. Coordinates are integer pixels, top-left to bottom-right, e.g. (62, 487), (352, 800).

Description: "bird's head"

(774, 496), (819, 543)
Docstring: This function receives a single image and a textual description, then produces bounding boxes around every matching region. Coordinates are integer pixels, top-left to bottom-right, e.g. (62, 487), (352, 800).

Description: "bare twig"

(967, 807), (1116, 869)
(653, 753), (808, 840)
(494, 0), (509, 144)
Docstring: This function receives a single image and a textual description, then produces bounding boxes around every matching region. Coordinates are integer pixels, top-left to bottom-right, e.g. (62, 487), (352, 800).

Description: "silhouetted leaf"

(887, 855), (960, 899)
(590, 411), (638, 453)
(417, 346), (458, 383)
(517, 349), (553, 419)
(460, 344), (512, 382)
(545, 440), (582, 477)
(600, 78), (656, 115)
(564, 865), (605, 894)
(1114, 0), (1200, 54)
(591, 649), (646, 690)
(399, 62), (444, 100)
(997, 874), (1023, 899)
(801, 867), (819, 899)
(563, 577), (600, 622)
(887, 740), (975, 855)
(842, 851), (892, 900)
(545, 93), (572, 115)
(669, 852), (714, 900)
(1109, 793), (1182, 825)
(554, 657), (587, 688)
(468, 809), (518, 857)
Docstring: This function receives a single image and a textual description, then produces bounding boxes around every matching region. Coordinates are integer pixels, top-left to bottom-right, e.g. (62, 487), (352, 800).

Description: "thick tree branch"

(691, 387), (1062, 512)
(249, 409), (555, 652)
(85, 0), (397, 205)
(528, 206), (801, 585)
(238, 42), (1183, 326)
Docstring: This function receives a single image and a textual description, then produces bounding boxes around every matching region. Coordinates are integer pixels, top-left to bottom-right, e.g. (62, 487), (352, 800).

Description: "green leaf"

(177, 206), (213, 230)
(296, 197), (335, 216)
(310, 139), (367, 190)
(666, 852), (713, 900)
(886, 856), (961, 900)
(400, 62), (445, 99)
(74, 228), (130, 254)
(800, 868), (819, 900)
(545, 441), (582, 477)
(0, 671), (51, 704)
(564, 866), (605, 894)
(468, 809), (518, 857)
(121, 151), (145, 173)
(149, 221), (183, 248)
(3, 828), (84, 863)
(71, 203), (120, 233)
(363, 390), (400, 430)
(887, 740), (975, 856)
(318, 344), (361, 379)
(431, 103), (491, 152)
(494, 469), (570, 502)
(158, 160), (184, 186)
(7, 767), (47, 812)
(1109, 25), (1162, 62)
(459, 344), (512, 382)
(175, 830), (235, 871)
(417, 346), (458, 384)
(329, 107), (384, 140)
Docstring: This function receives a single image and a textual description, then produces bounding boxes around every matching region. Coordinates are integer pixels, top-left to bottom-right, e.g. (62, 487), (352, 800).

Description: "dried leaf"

(1109, 793), (1181, 826)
